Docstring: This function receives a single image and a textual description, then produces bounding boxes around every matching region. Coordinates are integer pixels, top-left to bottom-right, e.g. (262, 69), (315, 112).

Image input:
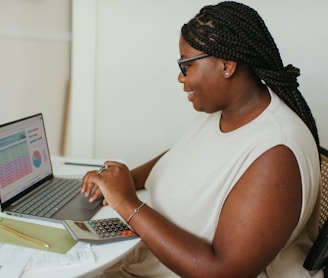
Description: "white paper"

(24, 242), (95, 270)
(0, 244), (35, 278)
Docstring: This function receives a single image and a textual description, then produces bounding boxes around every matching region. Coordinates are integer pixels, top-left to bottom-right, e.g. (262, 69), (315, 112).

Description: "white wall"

(69, 0), (327, 168)
(94, 0), (216, 167)
(0, 1), (326, 168)
(68, 0), (96, 158)
(0, 0), (71, 155)
(8, 1), (324, 168)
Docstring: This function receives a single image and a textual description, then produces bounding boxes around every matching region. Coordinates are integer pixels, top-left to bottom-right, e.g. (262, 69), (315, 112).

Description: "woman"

(82, 1), (321, 277)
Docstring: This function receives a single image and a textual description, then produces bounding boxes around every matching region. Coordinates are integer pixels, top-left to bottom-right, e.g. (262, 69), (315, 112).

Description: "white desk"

(1, 157), (148, 278)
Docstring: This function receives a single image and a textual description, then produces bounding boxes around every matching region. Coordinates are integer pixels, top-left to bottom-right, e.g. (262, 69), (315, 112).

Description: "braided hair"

(181, 1), (320, 152)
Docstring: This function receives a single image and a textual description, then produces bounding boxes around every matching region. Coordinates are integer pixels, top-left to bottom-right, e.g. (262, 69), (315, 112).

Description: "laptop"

(0, 113), (103, 223)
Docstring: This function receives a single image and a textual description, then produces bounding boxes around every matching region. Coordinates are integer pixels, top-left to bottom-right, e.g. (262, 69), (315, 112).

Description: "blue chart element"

(32, 150), (42, 167)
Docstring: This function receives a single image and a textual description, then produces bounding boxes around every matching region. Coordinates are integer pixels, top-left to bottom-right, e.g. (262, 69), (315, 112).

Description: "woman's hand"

(81, 161), (139, 212)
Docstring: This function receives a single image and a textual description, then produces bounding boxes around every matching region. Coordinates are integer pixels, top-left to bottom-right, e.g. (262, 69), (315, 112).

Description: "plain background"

(0, 0), (71, 158)
(1, 0), (327, 168)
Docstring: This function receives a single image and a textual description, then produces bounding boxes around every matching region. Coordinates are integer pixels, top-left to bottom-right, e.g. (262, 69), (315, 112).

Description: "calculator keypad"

(88, 218), (135, 239)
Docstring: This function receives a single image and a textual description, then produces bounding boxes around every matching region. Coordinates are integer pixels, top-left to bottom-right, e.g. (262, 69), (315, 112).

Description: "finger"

(88, 187), (103, 202)
(81, 171), (100, 196)
(81, 171), (93, 193)
(102, 161), (129, 172)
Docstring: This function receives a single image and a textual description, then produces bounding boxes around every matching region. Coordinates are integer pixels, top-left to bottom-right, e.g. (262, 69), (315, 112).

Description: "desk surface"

(21, 200), (146, 277)
(1, 157), (148, 278)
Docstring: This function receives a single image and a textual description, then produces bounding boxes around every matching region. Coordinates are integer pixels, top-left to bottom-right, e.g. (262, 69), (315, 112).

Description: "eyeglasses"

(177, 53), (210, 76)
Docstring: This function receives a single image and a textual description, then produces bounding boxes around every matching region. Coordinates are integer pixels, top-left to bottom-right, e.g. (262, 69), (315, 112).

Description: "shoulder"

(213, 144), (303, 275)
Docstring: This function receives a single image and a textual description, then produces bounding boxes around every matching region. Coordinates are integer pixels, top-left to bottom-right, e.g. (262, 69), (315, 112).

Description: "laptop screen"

(0, 114), (52, 205)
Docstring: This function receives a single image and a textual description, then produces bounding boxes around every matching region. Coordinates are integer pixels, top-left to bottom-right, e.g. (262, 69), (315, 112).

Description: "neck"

(220, 81), (270, 133)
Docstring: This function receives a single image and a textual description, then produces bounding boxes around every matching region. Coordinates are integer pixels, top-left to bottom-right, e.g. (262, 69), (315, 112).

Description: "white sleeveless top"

(139, 89), (322, 277)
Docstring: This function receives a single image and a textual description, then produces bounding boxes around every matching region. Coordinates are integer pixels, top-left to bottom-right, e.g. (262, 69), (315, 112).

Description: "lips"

(187, 91), (194, 101)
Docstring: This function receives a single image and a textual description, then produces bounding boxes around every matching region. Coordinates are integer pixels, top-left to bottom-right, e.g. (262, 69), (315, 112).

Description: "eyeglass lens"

(177, 54), (209, 76)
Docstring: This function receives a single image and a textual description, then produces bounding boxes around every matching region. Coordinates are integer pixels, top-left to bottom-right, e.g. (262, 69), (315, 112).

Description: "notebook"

(0, 113), (103, 223)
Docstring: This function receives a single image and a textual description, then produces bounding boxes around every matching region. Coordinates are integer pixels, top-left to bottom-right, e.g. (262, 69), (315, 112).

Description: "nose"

(177, 71), (185, 83)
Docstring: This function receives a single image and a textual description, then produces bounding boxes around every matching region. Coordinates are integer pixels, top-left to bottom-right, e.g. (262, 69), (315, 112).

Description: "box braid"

(181, 1), (320, 153)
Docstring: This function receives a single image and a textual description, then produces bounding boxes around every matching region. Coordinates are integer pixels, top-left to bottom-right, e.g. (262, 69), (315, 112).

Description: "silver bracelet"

(126, 202), (146, 224)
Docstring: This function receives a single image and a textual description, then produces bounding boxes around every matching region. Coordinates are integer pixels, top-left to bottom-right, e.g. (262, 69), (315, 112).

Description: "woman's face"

(178, 37), (229, 113)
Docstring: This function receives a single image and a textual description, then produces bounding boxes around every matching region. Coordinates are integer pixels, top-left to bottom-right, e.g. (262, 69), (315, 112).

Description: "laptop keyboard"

(12, 178), (81, 218)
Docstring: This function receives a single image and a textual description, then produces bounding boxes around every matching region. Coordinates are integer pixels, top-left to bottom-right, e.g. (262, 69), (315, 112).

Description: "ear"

(222, 60), (237, 78)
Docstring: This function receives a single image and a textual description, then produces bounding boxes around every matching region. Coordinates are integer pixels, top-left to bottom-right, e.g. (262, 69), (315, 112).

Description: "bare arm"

(82, 145), (302, 277)
(82, 151), (166, 202)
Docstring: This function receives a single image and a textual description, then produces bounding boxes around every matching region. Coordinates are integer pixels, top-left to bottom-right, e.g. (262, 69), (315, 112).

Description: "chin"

(192, 104), (211, 113)
(192, 104), (203, 112)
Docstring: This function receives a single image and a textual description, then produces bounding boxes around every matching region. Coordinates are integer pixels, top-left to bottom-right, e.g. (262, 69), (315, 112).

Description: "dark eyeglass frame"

(177, 53), (210, 76)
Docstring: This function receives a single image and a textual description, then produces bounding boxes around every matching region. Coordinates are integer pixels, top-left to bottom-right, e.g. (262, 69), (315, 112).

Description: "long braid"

(181, 1), (320, 152)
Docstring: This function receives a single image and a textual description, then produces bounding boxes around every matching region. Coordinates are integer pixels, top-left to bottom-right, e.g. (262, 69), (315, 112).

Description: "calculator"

(63, 218), (138, 244)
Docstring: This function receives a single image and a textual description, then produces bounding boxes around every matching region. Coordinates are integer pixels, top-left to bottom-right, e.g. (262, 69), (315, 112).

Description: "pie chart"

(32, 150), (42, 167)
